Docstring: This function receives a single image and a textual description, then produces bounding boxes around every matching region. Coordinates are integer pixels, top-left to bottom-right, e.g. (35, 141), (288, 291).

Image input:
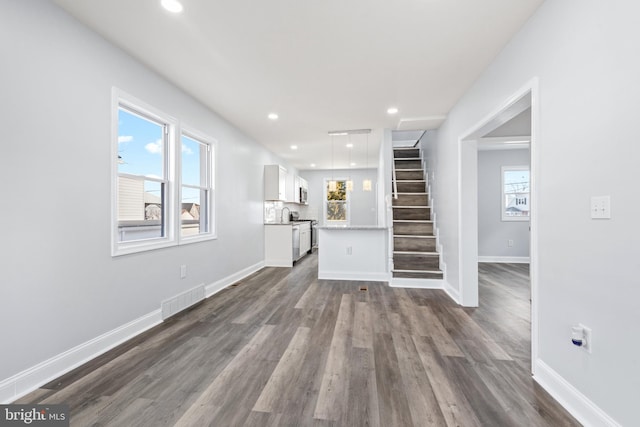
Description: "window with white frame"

(113, 90), (216, 255)
(502, 166), (530, 221)
(180, 131), (215, 239)
(324, 179), (349, 224)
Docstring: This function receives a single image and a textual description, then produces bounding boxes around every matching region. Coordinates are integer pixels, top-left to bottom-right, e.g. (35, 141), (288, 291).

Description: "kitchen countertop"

(265, 221), (312, 226)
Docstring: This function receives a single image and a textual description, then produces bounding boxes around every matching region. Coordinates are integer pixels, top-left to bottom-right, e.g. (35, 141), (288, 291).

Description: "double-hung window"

(180, 130), (215, 240)
(501, 166), (530, 221)
(112, 89), (216, 256)
(324, 179), (349, 224)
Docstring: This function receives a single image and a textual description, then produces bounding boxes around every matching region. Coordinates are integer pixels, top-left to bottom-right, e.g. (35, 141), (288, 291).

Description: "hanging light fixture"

(328, 134), (337, 192)
(346, 135), (353, 192)
(362, 133), (372, 191)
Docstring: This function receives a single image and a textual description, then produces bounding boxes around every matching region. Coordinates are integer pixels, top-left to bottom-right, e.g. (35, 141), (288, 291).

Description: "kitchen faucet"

(281, 207), (290, 223)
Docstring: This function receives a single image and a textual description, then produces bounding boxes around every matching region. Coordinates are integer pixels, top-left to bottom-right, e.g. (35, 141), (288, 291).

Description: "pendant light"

(346, 135), (353, 192)
(362, 133), (372, 191)
(328, 135), (337, 192)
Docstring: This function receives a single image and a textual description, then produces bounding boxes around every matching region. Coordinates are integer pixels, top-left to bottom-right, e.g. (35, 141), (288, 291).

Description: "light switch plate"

(590, 196), (611, 219)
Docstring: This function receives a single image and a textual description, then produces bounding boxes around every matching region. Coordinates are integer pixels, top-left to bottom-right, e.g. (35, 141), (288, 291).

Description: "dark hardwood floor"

(16, 256), (579, 426)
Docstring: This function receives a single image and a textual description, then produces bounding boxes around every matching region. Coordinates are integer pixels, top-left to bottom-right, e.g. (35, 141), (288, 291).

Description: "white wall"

(422, 0), (640, 425)
(298, 169), (378, 226)
(0, 0), (289, 396)
(478, 149), (530, 259)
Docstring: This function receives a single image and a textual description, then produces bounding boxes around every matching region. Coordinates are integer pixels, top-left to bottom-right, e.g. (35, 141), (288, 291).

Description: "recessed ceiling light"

(350, 162), (357, 166)
(161, 0), (183, 13)
(268, 113), (279, 120)
(290, 145), (298, 150)
(387, 107), (399, 115)
(310, 163), (316, 167)
(346, 143), (353, 148)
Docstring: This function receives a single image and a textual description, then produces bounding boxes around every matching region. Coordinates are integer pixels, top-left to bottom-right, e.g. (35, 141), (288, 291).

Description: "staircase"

(391, 147), (443, 280)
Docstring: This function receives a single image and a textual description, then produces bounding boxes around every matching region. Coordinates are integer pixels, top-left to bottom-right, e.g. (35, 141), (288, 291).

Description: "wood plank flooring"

(16, 256), (579, 426)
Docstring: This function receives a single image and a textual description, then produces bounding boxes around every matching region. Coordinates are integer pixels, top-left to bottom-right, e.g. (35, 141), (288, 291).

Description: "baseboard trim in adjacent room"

(478, 256), (530, 263)
(534, 359), (621, 427)
(205, 261), (265, 298)
(0, 309), (162, 404)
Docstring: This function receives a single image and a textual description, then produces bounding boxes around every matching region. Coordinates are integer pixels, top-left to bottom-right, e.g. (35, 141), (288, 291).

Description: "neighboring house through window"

(113, 89), (216, 256)
(502, 166), (530, 221)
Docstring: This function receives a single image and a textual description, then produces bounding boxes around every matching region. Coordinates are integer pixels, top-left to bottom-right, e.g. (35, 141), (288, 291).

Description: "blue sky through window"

(118, 108), (202, 188)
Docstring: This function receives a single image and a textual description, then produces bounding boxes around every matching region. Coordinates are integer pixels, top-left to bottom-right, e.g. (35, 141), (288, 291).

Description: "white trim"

(178, 125), (218, 243)
(443, 279), (460, 304)
(112, 87), (178, 257)
(0, 261), (266, 404)
(478, 256), (530, 264)
(458, 78), (540, 373)
(205, 261), (265, 298)
(0, 309), (162, 404)
(318, 271), (389, 282)
(534, 360), (622, 427)
(263, 259), (292, 268)
(389, 278), (444, 289)
(529, 78), (540, 376)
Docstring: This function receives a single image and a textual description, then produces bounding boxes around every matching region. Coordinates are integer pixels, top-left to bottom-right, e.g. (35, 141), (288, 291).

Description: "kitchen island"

(317, 225), (389, 282)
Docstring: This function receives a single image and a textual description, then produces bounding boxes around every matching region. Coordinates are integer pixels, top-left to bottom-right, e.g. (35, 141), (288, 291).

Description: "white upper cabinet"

(264, 165), (287, 201)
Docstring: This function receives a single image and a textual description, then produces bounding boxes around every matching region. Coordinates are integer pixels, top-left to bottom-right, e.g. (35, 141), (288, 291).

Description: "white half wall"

(317, 228), (388, 281)
(422, 0), (640, 425)
(0, 0), (289, 400)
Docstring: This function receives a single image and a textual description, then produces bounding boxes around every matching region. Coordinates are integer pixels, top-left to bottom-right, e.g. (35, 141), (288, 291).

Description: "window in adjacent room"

(325, 179), (349, 224)
(502, 166), (530, 221)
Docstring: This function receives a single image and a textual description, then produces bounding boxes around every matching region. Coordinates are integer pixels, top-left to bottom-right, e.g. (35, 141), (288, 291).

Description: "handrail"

(392, 153), (399, 200)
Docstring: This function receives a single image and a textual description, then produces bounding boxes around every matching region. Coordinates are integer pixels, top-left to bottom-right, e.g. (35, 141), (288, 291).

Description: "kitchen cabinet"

(264, 165), (287, 201)
(293, 176), (309, 205)
(299, 221), (311, 254)
(265, 222), (312, 267)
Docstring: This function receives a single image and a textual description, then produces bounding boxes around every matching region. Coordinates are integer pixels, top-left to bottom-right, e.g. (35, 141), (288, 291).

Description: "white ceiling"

(53, 0), (544, 170)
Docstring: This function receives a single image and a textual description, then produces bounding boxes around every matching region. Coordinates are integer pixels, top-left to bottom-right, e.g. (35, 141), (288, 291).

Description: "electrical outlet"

(591, 196), (611, 219)
(180, 265), (187, 279)
(508, 239), (514, 247)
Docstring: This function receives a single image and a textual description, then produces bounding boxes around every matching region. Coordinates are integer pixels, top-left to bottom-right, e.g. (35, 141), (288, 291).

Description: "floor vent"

(161, 284), (205, 320)
(230, 283), (240, 288)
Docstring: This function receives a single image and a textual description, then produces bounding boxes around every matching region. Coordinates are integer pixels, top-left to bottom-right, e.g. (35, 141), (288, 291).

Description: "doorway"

(458, 79), (539, 374)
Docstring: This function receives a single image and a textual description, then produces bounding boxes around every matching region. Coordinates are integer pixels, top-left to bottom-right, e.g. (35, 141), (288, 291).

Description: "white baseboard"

(443, 280), (461, 304)
(478, 256), (530, 264)
(0, 260), (267, 405)
(534, 360), (621, 427)
(263, 259), (292, 268)
(389, 277), (444, 289)
(0, 309), (162, 404)
(206, 261), (265, 297)
(318, 271), (389, 282)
